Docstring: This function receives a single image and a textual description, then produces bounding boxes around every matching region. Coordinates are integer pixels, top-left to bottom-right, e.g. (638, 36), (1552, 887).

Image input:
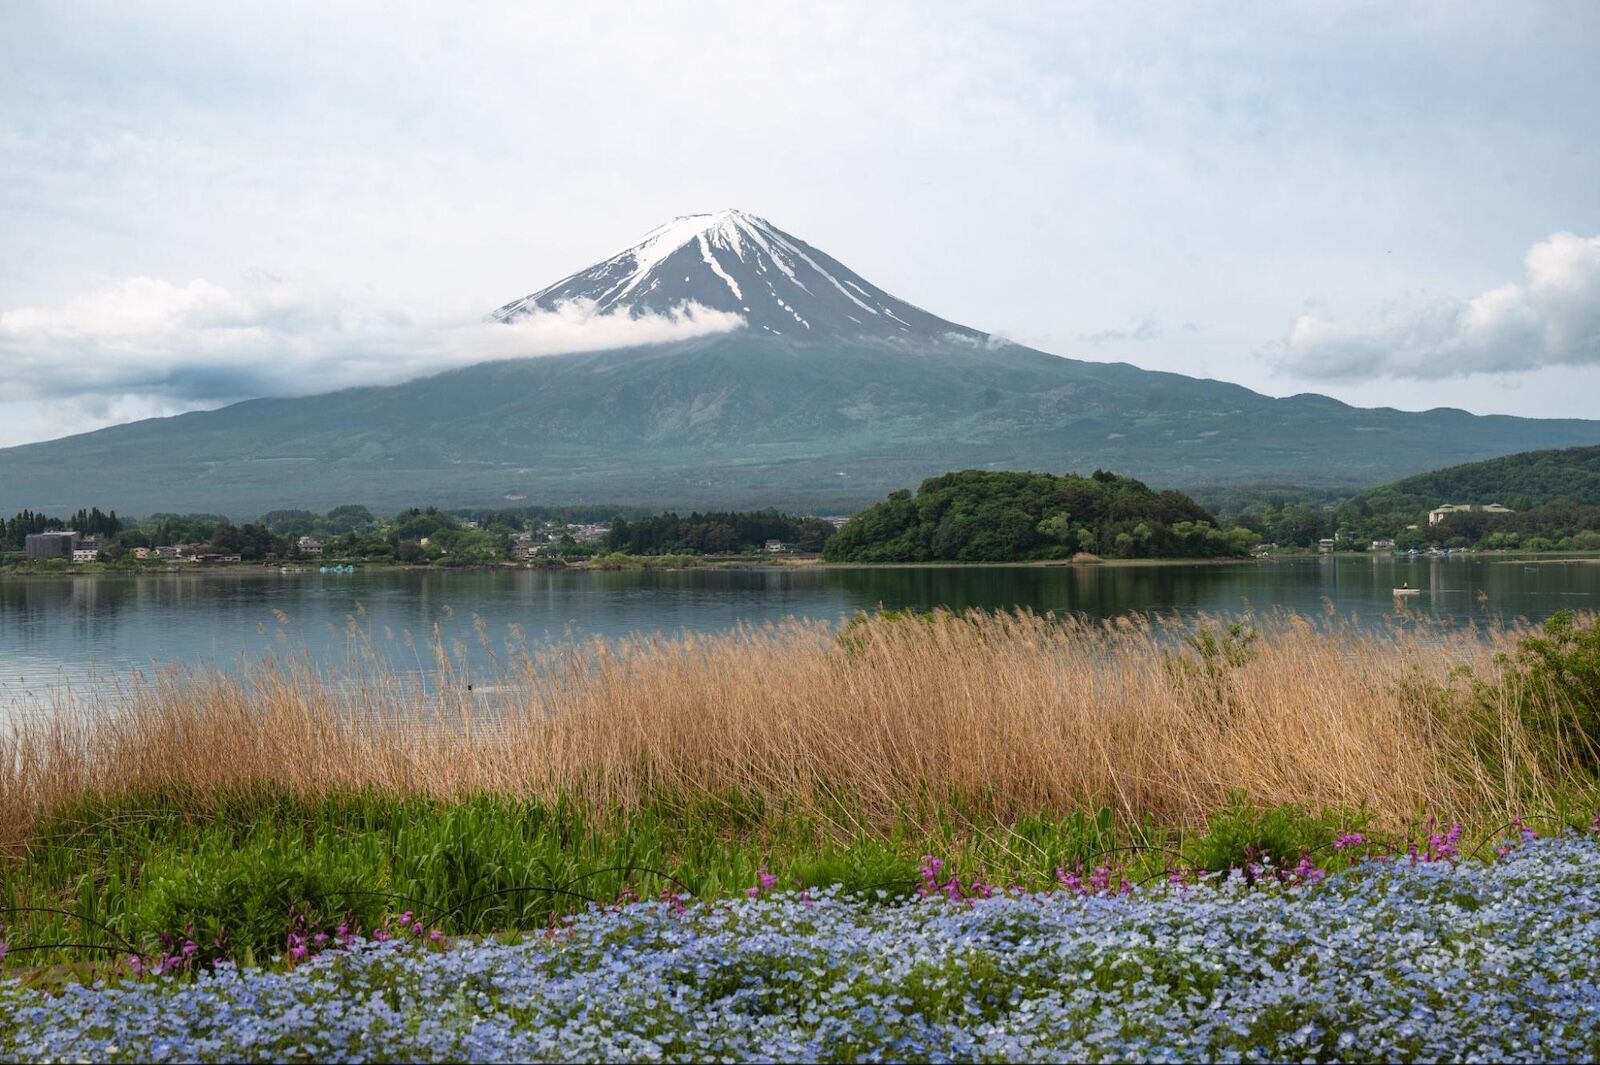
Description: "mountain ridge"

(2, 210), (1598, 516)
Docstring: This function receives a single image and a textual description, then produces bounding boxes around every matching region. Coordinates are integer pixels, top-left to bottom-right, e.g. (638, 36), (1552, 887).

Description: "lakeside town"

(4, 507), (851, 569)
(5, 493), (1595, 572)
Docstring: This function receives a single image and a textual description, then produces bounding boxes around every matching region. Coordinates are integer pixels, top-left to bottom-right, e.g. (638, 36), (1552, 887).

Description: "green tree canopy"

(823, 469), (1250, 563)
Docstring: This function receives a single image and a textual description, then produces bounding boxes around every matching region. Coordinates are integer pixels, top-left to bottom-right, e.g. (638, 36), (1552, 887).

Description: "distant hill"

(1360, 445), (1600, 512)
(2, 209), (1598, 517)
(822, 469), (1249, 562)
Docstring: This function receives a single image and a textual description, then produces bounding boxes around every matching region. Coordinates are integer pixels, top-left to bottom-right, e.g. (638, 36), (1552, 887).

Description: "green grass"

(10, 787), (1598, 976)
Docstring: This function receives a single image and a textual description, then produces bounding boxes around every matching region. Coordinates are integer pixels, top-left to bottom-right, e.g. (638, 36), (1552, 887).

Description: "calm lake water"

(2, 557), (1598, 709)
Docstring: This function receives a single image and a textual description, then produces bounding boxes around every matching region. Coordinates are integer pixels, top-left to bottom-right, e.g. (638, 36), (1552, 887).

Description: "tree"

(826, 469), (1241, 563)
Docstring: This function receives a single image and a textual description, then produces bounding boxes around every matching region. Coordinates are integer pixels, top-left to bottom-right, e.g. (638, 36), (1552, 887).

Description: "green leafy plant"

(1163, 619), (1259, 722)
(129, 835), (387, 965)
(1185, 796), (1367, 878)
(1475, 611), (1600, 770)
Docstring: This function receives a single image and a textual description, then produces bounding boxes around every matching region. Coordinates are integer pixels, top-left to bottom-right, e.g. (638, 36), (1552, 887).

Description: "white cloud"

(0, 277), (743, 445)
(1085, 314), (1162, 345)
(1278, 232), (1600, 381)
(2, 5), (1599, 424)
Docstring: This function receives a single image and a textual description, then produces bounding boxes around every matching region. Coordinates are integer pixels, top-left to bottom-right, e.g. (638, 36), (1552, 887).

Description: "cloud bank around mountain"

(1279, 232), (1600, 381)
(0, 277), (743, 445)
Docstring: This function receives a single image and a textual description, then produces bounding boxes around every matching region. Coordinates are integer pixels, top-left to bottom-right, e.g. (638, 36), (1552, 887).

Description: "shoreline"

(5, 549), (1600, 579)
(0, 555), (1280, 578)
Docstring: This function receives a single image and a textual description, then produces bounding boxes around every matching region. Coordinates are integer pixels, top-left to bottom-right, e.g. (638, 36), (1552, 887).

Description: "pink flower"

(745, 886), (761, 898)
(126, 955), (145, 977)
(429, 929), (445, 944)
(397, 912), (413, 929)
(917, 856), (950, 898)
(1333, 832), (1367, 851)
(1426, 823), (1464, 862)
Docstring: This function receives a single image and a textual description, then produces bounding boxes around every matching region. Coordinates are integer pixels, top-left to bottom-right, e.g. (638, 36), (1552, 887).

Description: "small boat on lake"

(1393, 585), (1422, 597)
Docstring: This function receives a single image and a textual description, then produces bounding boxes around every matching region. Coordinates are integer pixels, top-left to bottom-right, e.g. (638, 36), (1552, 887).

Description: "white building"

(1428, 503), (1514, 526)
(71, 536), (105, 563)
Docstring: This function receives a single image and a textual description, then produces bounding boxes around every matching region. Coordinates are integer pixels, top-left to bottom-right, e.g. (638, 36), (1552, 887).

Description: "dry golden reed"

(0, 609), (1575, 852)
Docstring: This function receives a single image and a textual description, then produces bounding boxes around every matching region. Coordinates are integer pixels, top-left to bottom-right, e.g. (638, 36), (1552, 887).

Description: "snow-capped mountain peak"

(491, 209), (982, 342)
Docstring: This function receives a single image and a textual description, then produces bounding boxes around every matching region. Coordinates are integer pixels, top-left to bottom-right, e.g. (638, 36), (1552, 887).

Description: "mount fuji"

(2, 210), (1597, 515)
(491, 209), (981, 344)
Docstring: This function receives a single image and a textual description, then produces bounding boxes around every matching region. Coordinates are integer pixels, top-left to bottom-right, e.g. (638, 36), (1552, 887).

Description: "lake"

(3, 557), (1598, 710)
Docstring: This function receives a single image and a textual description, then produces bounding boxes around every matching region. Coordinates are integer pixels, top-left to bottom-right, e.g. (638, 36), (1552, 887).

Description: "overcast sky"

(2, 2), (1598, 447)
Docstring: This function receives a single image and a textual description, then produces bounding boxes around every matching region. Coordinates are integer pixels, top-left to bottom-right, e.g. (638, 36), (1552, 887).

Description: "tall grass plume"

(3, 608), (1594, 854)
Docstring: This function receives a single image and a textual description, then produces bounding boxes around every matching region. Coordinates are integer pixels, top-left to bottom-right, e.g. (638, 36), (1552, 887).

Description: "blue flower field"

(4, 835), (1599, 1062)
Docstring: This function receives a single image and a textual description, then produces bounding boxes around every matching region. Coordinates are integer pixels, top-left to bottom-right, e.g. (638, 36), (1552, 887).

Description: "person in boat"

(1400, 580), (1410, 589)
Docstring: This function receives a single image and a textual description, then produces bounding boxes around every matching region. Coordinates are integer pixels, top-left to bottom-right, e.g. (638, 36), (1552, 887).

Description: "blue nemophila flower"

(5, 836), (1600, 1062)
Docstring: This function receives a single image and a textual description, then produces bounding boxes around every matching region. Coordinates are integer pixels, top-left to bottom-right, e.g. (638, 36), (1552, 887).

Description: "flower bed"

(5, 836), (1600, 1062)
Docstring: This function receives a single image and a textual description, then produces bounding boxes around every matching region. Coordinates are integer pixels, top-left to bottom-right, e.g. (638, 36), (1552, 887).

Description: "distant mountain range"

(3, 209), (1597, 517)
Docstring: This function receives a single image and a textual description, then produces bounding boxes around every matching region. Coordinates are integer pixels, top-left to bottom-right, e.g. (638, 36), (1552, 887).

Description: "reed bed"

(0, 609), (1583, 854)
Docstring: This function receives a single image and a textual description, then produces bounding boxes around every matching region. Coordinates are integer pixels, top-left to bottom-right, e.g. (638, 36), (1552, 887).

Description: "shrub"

(1475, 611), (1600, 771)
(1163, 618), (1258, 723)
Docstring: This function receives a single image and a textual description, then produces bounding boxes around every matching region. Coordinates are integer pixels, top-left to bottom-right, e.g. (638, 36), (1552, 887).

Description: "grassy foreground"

(2, 608), (1599, 975)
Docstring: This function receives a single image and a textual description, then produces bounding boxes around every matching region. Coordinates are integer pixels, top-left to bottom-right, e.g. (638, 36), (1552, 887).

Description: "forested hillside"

(1360, 446), (1600, 512)
(823, 470), (1252, 562)
(1224, 445), (1600, 552)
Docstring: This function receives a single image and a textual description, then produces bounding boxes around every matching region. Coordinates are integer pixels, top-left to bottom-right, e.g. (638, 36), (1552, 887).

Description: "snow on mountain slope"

(491, 209), (984, 343)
